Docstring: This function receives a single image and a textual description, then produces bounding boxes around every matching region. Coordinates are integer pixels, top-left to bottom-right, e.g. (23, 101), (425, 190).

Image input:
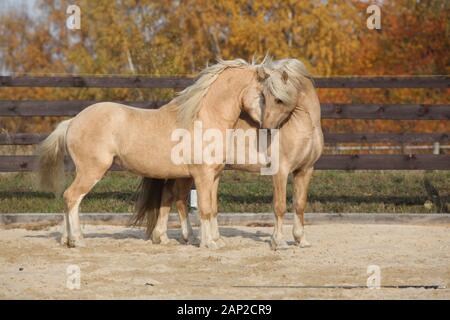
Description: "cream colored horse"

(37, 58), (301, 249)
(144, 58), (323, 250)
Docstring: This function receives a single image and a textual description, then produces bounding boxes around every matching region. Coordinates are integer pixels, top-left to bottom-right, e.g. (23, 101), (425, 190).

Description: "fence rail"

(323, 133), (449, 144)
(1, 155), (449, 172)
(0, 100), (449, 119)
(1, 133), (448, 145)
(0, 75), (448, 171)
(1, 75), (449, 88)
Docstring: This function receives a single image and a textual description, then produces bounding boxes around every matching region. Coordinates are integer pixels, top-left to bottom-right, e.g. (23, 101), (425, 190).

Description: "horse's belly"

(226, 163), (262, 172)
(116, 154), (190, 179)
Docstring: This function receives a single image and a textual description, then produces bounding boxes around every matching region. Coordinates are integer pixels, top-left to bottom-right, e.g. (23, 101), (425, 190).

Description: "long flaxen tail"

(131, 177), (167, 238)
(36, 119), (72, 196)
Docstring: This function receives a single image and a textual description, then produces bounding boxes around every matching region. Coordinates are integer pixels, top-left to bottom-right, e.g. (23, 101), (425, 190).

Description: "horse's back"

(73, 101), (152, 123)
(65, 101), (188, 178)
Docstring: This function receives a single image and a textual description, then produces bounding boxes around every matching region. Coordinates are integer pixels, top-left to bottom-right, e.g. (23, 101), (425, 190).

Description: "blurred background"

(0, 0), (448, 214)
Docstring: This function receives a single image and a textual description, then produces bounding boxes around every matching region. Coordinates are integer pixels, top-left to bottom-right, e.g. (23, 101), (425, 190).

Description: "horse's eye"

(275, 98), (283, 104)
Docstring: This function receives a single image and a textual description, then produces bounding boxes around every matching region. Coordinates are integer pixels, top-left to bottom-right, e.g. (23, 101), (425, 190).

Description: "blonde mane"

(167, 56), (308, 127)
(269, 58), (313, 91)
(168, 58), (250, 127)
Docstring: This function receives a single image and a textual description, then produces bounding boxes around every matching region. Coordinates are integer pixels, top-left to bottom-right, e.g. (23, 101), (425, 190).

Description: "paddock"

(1, 70), (448, 300)
(1, 220), (448, 299)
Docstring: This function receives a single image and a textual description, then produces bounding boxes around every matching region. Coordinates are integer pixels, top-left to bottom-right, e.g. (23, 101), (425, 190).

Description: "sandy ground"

(0, 223), (449, 299)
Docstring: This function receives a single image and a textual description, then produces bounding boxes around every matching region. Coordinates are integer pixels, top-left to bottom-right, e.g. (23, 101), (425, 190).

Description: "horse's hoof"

(200, 240), (219, 250)
(215, 237), (226, 248)
(296, 239), (311, 248)
(160, 238), (178, 245)
(270, 237), (289, 251)
(60, 236), (69, 246)
(154, 233), (177, 245)
(151, 232), (165, 244)
(68, 237), (86, 248)
(180, 235), (198, 245)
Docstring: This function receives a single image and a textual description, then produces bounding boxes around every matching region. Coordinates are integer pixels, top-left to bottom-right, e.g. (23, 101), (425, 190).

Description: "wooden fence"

(0, 75), (449, 171)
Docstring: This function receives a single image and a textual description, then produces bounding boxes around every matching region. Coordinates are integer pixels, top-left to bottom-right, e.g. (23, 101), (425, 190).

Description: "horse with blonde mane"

(37, 58), (301, 249)
(143, 58), (323, 250)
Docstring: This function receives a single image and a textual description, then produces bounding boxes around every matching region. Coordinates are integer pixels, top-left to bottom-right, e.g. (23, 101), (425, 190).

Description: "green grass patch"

(0, 170), (448, 213)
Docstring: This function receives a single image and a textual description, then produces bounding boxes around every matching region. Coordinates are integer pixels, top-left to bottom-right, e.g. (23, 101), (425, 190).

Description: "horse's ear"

(282, 70), (289, 84)
(256, 66), (269, 81)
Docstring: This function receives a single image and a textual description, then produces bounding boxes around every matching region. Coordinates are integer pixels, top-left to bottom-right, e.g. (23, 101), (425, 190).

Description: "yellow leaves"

(0, 0), (446, 77)
(0, 0), (447, 134)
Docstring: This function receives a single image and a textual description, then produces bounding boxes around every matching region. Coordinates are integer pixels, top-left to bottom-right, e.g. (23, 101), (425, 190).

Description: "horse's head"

(241, 62), (303, 129)
(260, 64), (303, 129)
(242, 65), (297, 128)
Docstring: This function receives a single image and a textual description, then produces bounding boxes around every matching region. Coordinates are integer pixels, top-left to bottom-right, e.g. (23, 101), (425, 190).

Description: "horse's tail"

(36, 119), (72, 196)
(131, 177), (167, 238)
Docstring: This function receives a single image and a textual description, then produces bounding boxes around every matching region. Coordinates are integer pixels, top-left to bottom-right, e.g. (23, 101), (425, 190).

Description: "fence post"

(433, 142), (440, 155)
(190, 189), (198, 210)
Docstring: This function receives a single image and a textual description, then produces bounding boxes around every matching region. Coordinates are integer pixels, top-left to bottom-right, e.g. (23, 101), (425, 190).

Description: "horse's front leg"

(210, 176), (225, 248)
(194, 172), (218, 249)
(270, 170), (289, 250)
(292, 167), (313, 248)
(60, 213), (69, 246)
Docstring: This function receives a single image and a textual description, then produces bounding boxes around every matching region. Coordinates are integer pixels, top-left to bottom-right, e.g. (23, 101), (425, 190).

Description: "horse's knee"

(200, 211), (212, 220)
(63, 189), (70, 202)
(197, 198), (213, 220)
(294, 199), (306, 215)
(198, 204), (213, 220)
(63, 186), (86, 211)
(274, 201), (286, 217)
(211, 205), (218, 217)
(63, 189), (75, 208)
(176, 200), (188, 216)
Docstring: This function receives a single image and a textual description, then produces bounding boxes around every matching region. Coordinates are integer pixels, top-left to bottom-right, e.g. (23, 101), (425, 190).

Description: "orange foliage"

(0, 0), (448, 133)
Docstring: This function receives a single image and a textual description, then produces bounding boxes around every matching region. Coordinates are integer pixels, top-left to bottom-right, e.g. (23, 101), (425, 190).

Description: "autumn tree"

(0, 0), (447, 134)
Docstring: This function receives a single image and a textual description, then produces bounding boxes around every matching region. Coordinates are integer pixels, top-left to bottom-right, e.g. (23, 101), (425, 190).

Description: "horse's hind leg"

(152, 180), (176, 245)
(177, 199), (194, 244)
(174, 178), (195, 244)
(63, 162), (110, 247)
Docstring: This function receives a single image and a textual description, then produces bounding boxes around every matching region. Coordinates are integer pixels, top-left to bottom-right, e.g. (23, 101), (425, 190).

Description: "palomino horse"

(142, 58), (323, 250)
(37, 58), (301, 249)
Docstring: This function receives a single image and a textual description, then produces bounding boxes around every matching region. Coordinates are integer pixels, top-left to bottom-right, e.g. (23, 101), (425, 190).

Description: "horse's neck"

(280, 83), (323, 171)
(198, 68), (253, 130)
(291, 82), (321, 131)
